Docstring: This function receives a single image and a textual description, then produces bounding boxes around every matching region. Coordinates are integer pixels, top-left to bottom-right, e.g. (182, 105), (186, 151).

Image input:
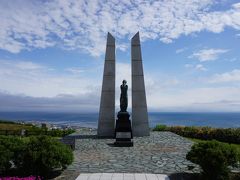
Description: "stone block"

(131, 32), (149, 137)
(132, 91), (147, 107)
(103, 61), (115, 76)
(105, 46), (115, 60)
(132, 122), (150, 136)
(132, 76), (146, 91)
(97, 125), (115, 137)
(98, 32), (116, 137)
(132, 61), (143, 76)
(106, 32), (115, 46)
(131, 46), (142, 60)
(131, 32), (141, 45)
(102, 76), (115, 91)
(132, 107), (149, 125)
(99, 91), (115, 108)
(99, 107), (115, 120)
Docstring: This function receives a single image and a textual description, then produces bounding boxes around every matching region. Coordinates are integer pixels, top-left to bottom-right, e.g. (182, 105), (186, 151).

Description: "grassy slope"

(0, 120), (33, 130)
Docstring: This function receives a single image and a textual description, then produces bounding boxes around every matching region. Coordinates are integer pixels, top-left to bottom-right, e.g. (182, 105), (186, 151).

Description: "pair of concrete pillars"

(97, 32), (149, 137)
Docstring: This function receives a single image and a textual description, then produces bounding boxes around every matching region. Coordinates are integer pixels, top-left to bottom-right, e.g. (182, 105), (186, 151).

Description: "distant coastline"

(0, 111), (239, 128)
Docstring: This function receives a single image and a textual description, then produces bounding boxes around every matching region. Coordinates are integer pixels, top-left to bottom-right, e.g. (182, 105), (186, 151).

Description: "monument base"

(114, 111), (133, 147)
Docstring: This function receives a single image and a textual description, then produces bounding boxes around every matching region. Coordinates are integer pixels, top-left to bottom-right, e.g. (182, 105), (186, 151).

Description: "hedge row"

(153, 125), (240, 144)
(0, 128), (75, 137)
(0, 135), (73, 178)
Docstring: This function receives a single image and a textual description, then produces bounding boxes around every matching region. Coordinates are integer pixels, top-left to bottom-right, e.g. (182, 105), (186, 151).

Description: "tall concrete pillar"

(131, 32), (150, 136)
(97, 32), (115, 137)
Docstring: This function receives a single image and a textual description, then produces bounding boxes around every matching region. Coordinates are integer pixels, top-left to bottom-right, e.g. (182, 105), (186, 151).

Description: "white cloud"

(0, 59), (101, 97)
(147, 85), (240, 112)
(189, 48), (229, 62)
(1, 59), (240, 112)
(195, 64), (208, 71)
(116, 62), (131, 83)
(185, 64), (193, 68)
(116, 43), (128, 52)
(0, 92), (99, 112)
(208, 69), (240, 83)
(227, 57), (237, 62)
(176, 47), (188, 54)
(0, 0), (240, 56)
(0, 59), (134, 111)
(185, 63), (207, 71)
(232, 2), (240, 9)
(65, 68), (85, 74)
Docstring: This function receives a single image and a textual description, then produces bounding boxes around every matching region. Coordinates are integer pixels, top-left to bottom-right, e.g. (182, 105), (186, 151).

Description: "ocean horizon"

(0, 111), (239, 128)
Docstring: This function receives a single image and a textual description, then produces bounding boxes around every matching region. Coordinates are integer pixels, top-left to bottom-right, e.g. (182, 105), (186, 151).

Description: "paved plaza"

(69, 129), (199, 174)
(56, 128), (200, 180)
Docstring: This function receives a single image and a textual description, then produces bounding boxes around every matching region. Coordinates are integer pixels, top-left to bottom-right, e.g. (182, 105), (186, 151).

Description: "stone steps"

(76, 173), (169, 180)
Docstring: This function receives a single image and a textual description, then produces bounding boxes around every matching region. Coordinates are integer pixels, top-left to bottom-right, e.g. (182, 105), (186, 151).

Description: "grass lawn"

(188, 137), (240, 152)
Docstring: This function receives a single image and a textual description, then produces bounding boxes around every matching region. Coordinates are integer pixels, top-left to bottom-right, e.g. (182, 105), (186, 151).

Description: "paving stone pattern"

(67, 128), (200, 174)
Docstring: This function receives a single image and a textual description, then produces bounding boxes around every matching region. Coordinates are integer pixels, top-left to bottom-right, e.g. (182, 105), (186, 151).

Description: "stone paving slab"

(75, 173), (169, 180)
(66, 129), (200, 174)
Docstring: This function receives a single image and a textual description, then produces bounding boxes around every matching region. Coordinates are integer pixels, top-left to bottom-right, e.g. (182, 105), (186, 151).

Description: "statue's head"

(122, 79), (127, 85)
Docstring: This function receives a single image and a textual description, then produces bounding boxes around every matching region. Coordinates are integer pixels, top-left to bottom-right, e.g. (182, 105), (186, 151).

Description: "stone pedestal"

(114, 112), (133, 147)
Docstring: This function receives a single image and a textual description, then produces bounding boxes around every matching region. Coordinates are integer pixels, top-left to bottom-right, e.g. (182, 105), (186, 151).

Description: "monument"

(114, 80), (133, 146)
(97, 33), (116, 137)
(97, 32), (149, 138)
(131, 32), (150, 136)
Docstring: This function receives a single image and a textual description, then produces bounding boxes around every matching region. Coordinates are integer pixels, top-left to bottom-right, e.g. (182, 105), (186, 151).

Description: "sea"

(0, 112), (239, 128)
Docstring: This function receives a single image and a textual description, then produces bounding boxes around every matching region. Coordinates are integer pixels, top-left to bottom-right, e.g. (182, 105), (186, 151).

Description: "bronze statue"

(120, 80), (128, 112)
(115, 79), (133, 146)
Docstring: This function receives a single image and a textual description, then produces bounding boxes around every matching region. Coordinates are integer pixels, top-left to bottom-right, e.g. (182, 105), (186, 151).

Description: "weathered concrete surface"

(131, 32), (149, 136)
(97, 32), (115, 137)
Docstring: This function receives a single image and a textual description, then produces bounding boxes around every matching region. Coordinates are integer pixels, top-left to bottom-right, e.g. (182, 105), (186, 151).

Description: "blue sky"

(0, 0), (240, 112)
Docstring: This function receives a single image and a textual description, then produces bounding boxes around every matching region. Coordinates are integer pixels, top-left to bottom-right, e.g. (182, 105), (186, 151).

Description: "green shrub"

(154, 124), (240, 144)
(0, 135), (73, 177)
(186, 140), (239, 180)
(20, 135), (73, 177)
(168, 126), (184, 134)
(0, 144), (13, 172)
(153, 124), (167, 131)
(0, 136), (24, 173)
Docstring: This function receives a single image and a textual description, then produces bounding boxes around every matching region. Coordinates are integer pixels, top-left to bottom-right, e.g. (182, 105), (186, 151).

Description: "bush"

(186, 140), (239, 180)
(20, 136), (73, 177)
(0, 144), (13, 172)
(0, 135), (73, 178)
(0, 136), (24, 173)
(153, 124), (167, 131)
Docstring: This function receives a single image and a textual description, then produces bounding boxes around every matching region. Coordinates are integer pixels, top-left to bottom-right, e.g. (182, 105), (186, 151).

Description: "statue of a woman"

(120, 80), (128, 112)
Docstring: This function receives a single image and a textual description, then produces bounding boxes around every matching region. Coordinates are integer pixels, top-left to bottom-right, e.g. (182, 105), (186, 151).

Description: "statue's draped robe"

(120, 84), (128, 112)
